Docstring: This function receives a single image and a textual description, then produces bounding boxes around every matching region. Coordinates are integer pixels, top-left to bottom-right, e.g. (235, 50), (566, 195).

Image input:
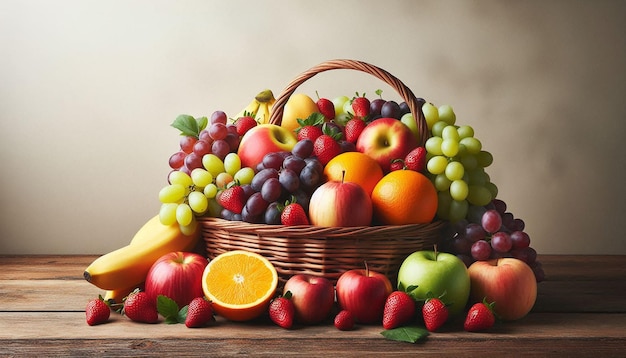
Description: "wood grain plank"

(0, 312), (624, 356)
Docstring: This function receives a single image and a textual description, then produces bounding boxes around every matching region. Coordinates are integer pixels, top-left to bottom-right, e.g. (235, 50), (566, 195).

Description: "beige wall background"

(1, 0), (624, 255)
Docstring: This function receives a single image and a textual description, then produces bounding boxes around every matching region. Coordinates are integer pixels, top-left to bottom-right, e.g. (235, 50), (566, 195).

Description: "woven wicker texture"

(201, 59), (443, 284)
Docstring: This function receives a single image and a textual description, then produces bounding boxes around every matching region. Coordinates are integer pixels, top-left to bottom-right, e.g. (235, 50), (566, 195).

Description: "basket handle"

(268, 59), (428, 146)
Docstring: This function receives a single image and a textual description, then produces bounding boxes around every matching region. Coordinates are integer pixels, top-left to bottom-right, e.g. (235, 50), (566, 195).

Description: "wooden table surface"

(1, 254), (625, 357)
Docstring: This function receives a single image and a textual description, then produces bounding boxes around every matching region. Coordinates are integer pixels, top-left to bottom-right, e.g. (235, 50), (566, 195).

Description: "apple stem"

(341, 170), (346, 184)
(434, 244), (438, 261)
(364, 260), (369, 276)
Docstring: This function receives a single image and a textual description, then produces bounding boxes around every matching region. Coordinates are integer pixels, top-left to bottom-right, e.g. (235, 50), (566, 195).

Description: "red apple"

(283, 274), (335, 325)
(355, 117), (418, 173)
(467, 258), (537, 321)
(335, 266), (393, 324)
(237, 124), (297, 169)
(308, 175), (372, 227)
(144, 251), (208, 309)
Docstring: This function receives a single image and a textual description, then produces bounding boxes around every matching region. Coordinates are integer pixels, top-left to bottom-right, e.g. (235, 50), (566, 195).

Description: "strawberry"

(464, 299), (496, 332)
(313, 123), (343, 166)
(268, 291), (295, 329)
(217, 184), (246, 214)
(123, 290), (158, 324)
(85, 296), (111, 326)
(234, 115), (257, 137)
(185, 297), (214, 328)
(334, 309), (355, 331)
(280, 200), (310, 226)
(296, 113), (325, 142)
(422, 297), (448, 332)
(316, 96), (335, 121)
(389, 159), (405, 172)
(404, 147), (426, 172)
(344, 117), (367, 144)
(351, 93), (370, 119)
(382, 291), (416, 330)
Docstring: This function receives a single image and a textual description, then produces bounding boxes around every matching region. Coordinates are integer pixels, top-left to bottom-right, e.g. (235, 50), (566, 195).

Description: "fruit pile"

(84, 86), (544, 341)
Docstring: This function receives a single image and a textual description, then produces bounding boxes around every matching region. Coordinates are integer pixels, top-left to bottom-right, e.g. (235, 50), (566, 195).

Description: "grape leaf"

(157, 295), (183, 324)
(380, 326), (429, 343)
(171, 114), (208, 138)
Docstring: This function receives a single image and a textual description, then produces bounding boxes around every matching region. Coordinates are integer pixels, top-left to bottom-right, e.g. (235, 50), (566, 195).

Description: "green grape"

(460, 137), (482, 154)
(485, 181), (498, 198)
(204, 183), (218, 199)
(467, 168), (488, 186)
(438, 105), (456, 125)
(431, 121), (448, 137)
(188, 191), (208, 214)
(176, 203), (193, 226)
(436, 191), (453, 220)
(427, 155), (448, 175)
(450, 179), (469, 201)
(234, 167), (255, 185)
(159, 203), (178, 225)
(332, 95), (350, 117)
(459, 153), (478, 170)
(477, 150), (494, 167)
(191, 168), (213, 188)
(422, 102), (439, 130)
(448, 199), (469, 222)
(206, 198), (222, 217)
(215, 172), (234, 188)
(159, 184), (186, 203)
(441, 138), (460, 157)
(169, 171), (193, 187)
(445, 161), (465, 181)
(442, 125), (459, 141)
(467, 185), (493, 206)
(202, 154), (225, 177)
(457, 125), (474, 139)
(425, 137), (444, 156)
(179, 217), (197, 236)
(224, 153), (242, 176)
(434, 174), (452, 191)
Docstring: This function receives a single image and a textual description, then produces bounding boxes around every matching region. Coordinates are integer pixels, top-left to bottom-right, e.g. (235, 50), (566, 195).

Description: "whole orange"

(371, 169), (438, 225)
(323, 152), (384, 196)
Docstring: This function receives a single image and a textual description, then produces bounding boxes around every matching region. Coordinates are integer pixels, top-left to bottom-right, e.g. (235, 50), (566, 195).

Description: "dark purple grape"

(180, 136), (197, 154)
(465, 223), (486, 243)
(339, 140), (356, 153)
(398, 101), (410, 117)
(211, 139), (230, 160)
(199, 129), (211, 142)
(283, 155), (306, 175)
(261, 177), (283, 202)
(471, 240), (492, 261)
(241, 184), (255, 201)
(241, 206), (263, 223)
(491, 232), (513, 253)
(510, 231), (530, 249)
(209, 123), (228, 140)
(264, 202), (282, 225)
(511, 247), (537, 264)
(193, 140), (212, 157)
(292, 139), (314, 159)
(299, 165), (320, 190)
(467, 205), (486, 224)
(452, 236), (472, 255)
(381, 100), (400, 119)
(510, 218), (526, 231)
(169, 151), (186, 169)
(501, 212), (515, 231)
(251, 168), (279, 191)
(245, 192), (270, 216)
(279, 168), (300, 193)
(224, 133), (240, 152)
(304, 157), (323, 174)
(226, 124), (238, 135)
(457, 254), (474, 267)
(263, 152), (285, 170)
(492, 199), (507, 214)
(184, 152), (203, 170)
(292, 189), (310, 212)
(370, 98), (385, 117)
(481, 209), (502, 234)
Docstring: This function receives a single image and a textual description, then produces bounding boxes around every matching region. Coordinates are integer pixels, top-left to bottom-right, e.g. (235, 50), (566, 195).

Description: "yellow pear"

(281, 93), (319, 133)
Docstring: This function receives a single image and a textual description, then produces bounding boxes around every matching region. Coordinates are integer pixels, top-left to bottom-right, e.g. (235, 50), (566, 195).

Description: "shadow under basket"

(200, 217), (445, 285)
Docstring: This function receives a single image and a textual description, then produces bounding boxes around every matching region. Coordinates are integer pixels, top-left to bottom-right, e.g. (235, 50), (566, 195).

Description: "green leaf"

(380, 326), (429, 344)
(196, 116), (208, 132)
(157, 295), (182, 324)
(171, 114), (200, 138)
(178, 305), (189, 323)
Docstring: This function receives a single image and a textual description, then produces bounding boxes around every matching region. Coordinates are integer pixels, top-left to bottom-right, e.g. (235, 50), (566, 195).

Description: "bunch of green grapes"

(422, 103), (496, 223)
(158, 152), (255, 231)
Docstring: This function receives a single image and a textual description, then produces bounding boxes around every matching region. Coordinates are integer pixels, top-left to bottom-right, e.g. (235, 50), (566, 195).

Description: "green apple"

(397, 250), (470, 316)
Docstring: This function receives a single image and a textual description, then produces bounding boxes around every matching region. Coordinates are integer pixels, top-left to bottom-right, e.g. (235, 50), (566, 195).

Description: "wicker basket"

(200, 59), (444, 285)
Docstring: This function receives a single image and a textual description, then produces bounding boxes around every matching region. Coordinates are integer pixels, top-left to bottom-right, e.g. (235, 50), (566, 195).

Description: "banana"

(103, 283), (143, 304)
(254, 102), (271, 124)
(231, 98), (260, 123)
(84, 215), (201, 291)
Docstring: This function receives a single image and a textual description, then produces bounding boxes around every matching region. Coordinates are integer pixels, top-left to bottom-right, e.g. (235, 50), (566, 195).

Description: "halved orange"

(201, 250), (278, 321)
